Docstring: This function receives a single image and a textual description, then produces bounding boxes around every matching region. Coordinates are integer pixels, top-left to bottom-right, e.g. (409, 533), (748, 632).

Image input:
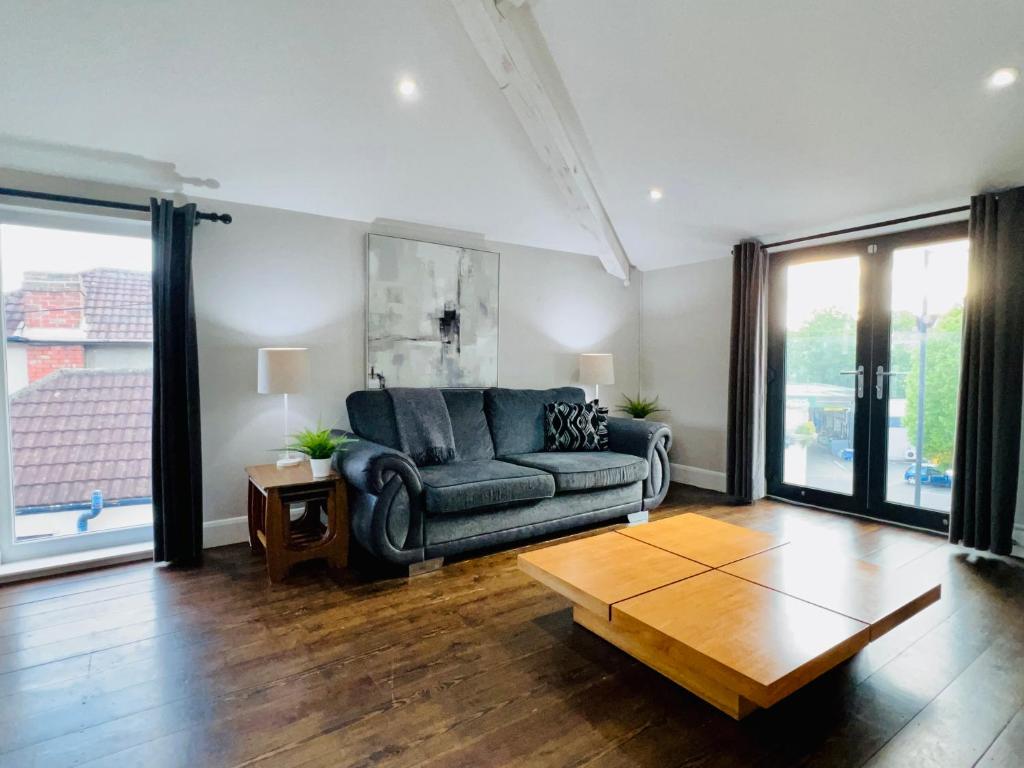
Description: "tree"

(786, 308), (857, 387)
(887, 311), (917, 399)
(903, 306), (963, 470)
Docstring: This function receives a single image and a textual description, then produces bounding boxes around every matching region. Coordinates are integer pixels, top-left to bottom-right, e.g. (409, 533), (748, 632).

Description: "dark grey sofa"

(337, 386), (672, 568)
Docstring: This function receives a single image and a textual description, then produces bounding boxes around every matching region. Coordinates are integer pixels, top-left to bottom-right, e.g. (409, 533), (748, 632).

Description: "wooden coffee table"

(518, 513), (941, 719)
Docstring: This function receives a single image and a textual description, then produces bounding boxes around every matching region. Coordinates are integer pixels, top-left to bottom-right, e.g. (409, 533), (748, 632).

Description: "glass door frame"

(0, 207), (154, 565)
(766, 239), (874, 516)
(766, 220), (968, 533)
(864, 221), (968, 533)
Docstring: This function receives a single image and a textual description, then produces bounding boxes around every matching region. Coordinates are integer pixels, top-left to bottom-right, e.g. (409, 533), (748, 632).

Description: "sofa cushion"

(425, 481), (643, 548)
(485, 387), (586, 456)
(442, 389), (495, 461)
(419, 460), (555, 516)
(346, 390), (401, 450)
(502, 451), (648, 492)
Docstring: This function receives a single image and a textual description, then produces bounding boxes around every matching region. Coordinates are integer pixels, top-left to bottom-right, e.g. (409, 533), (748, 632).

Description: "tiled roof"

(5, 268), (152, 341)
(82, 269), (152, 340)
(9, 368), (151, 508)
(4, 291), (23, 336)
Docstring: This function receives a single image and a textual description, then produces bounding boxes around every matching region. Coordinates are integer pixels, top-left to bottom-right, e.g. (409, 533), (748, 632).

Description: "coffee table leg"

(572, 605), (757, 720)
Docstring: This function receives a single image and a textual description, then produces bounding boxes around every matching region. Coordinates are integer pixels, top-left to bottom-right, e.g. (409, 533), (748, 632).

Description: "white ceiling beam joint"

(496, 0), (530, 18)
(450, 0), (632, 282)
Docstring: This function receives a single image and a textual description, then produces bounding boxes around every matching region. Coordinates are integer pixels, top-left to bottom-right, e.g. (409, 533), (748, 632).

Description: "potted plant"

(617, 393), (666, 420)
(281, 423), (357, 478)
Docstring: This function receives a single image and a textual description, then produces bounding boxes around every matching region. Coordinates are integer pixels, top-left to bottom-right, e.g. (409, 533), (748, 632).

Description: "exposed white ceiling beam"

(495, 0), (529, 14)
(449, 0), (632, 281)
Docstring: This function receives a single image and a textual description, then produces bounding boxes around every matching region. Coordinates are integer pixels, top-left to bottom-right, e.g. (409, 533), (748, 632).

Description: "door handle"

(839, 365), (864, 399)
(875, 366), (908, 400)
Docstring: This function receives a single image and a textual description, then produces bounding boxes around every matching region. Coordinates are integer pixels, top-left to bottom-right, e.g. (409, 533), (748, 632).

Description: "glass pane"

(782, 255), (860, 494)
(1, 224), (153, 543)
(885, 239), (968, 512)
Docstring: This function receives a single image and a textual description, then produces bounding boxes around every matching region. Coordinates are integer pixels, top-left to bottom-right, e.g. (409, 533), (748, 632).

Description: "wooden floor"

(2, 485), (1023, 768)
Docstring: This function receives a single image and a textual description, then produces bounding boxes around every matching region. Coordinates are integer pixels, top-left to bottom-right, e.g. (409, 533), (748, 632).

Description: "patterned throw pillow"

(591, 399), (610, 451)
(544, 401), (607, 451)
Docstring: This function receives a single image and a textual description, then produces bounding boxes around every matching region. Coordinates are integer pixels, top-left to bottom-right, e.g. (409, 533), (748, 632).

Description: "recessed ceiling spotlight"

(397, 78), (418, 99)
(648, 188), (664, 201)
(987, 67), (1019, 90)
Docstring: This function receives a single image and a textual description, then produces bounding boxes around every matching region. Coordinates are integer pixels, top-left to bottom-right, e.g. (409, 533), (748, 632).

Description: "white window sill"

(0, 542), (152, 585)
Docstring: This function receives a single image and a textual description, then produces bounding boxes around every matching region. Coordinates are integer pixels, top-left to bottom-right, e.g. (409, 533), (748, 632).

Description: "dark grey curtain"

(151, 199), (204, 563)
(727, 240), (769, 504)
(950, 187), (1024, 555)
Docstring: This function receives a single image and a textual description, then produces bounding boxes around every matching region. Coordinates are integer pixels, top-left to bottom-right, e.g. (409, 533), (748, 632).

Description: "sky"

(785, 239), (969, 329)
(0, 224), (150, 292)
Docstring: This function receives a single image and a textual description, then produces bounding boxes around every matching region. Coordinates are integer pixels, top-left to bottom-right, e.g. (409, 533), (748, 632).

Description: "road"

(786, 444), (951, 512)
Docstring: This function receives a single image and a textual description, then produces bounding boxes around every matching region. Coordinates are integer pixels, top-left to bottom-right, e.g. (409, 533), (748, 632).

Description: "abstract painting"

(366, 234), (499, 388)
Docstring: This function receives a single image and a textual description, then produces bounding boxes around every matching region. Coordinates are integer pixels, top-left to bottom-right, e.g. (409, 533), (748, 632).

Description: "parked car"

(904, 464), (952, 488)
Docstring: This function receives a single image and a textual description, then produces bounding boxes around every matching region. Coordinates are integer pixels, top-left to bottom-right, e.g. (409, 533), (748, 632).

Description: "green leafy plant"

(617, 393), (665, 419)
(280, 422), (357, 459)
(792, 420), (817, 445)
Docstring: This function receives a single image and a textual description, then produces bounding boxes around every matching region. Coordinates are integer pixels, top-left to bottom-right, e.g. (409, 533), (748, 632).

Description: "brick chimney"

(21, 273), (86, 383)
(22, 273), (84, 330)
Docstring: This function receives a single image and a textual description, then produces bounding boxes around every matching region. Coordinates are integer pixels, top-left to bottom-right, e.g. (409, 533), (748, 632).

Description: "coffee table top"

(721, 546), (941, 640)
(618, 512), (787, 567)
(613, 570), (870, 707)
(518, 513), (941, 713)
(519, 532), (709, 619)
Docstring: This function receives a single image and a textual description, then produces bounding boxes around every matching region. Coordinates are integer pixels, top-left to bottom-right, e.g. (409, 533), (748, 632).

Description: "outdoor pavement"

(787, 444), (951, 513)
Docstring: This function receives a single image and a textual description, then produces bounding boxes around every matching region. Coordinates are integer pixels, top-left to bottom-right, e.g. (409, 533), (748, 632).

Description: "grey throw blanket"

(387, 388), (457, 466)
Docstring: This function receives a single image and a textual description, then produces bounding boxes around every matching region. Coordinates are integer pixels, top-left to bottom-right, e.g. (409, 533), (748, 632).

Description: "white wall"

(0, 171), (641, 542)
(4, 345), (27, 394)
(86, 345), (151, 369)
(190, 199), (641, 526)
(640, 257), (732, 491)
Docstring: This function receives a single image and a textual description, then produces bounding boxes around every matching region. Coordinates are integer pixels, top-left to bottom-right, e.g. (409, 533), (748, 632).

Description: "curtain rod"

(0, 186), (232, 224)
(763, 204), (969, 249)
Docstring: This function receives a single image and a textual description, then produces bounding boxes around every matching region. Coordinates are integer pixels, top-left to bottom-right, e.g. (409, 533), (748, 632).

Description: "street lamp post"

(913, 249), (937, 508)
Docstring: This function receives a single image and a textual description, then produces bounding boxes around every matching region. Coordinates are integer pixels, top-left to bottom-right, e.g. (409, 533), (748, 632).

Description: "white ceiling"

(1, 0), (1023, 271)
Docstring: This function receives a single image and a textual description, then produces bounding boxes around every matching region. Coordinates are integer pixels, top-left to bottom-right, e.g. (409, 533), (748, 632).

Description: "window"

(0, 219), (153, 563)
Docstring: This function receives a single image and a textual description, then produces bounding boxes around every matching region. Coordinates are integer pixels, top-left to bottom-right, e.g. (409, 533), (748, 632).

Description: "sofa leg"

(407, 557), (444, 577)
(626, 510), (649, 526)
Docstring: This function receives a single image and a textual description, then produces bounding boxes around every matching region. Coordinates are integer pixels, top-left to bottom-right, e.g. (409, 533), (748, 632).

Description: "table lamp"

(579, 353), (614, 403)
(258, 347), (310, 467)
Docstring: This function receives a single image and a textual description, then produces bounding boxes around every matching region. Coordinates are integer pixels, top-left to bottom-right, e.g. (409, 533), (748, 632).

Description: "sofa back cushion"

(346, 390), (401, 449)
(485, 387), (585, 456)
(347, 388), (496, 461)
(441, 389), (495, 461)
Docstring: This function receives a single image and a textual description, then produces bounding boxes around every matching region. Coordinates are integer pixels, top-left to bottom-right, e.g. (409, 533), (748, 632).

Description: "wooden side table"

(245, 462), (349, 583)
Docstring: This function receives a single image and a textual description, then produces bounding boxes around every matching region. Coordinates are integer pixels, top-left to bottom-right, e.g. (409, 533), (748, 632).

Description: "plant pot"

(309, 457), (333, 478)
(632, 416), (646, 421)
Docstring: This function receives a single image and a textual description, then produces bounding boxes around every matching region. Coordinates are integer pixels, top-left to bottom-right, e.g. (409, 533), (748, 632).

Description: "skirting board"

(1014, 524), (1024, 560)
(671, 463), (727, 493)
(204, 515), (250, 548)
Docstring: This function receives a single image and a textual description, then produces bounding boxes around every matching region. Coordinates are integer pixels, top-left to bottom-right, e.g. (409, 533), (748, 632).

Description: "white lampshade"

(579, 353), (614, 386)
(257, 347), (310, 394)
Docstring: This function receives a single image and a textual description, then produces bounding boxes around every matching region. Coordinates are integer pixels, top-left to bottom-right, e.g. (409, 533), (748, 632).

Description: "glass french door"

(767, 222), (969, 532)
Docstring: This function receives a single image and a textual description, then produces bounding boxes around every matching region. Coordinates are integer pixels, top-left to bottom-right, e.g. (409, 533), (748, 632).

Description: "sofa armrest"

(605, 417), (673, 510)
(333, 431), (426, 564)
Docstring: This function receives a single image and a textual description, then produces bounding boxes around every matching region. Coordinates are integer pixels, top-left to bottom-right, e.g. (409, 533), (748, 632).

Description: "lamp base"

(276, 454), (303, 468)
